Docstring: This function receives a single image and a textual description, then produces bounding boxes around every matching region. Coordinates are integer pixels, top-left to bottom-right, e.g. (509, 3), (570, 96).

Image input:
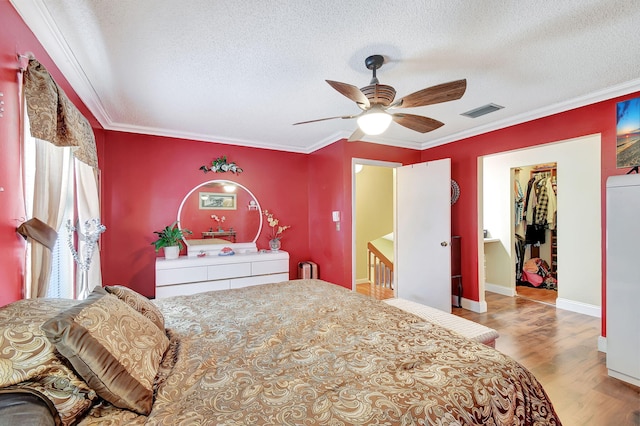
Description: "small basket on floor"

(297, 261), (318, 279)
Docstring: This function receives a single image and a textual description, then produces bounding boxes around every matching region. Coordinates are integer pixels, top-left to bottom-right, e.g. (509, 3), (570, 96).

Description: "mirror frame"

(177, 179), (263, 256)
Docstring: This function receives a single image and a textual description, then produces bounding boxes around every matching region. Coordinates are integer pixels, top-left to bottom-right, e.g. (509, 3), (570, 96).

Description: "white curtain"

(27, 138), (73, 298)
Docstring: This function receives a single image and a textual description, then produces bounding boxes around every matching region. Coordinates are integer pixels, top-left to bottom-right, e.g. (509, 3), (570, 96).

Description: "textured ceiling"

(11, 0), (640, 153)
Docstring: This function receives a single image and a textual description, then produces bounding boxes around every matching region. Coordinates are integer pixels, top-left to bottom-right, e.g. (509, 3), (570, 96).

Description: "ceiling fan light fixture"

(357, 106), (392, 135)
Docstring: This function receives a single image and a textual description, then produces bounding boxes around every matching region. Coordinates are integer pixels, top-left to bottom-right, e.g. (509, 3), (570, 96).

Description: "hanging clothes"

(523, 176), (536, 224)
(515, 234), (526, 281)
(524, 174), (544, 245)
(544, 177), (557, 230)
(514, 179), (524, 226)
(523, 172), (557, 245)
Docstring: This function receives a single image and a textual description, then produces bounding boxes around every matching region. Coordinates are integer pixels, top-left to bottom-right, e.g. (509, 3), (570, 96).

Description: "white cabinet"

(606, 175), (640, 387)
(155, 251), (290, 298)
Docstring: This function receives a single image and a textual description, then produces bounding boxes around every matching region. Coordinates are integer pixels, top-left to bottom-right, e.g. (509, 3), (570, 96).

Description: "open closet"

(481, 134), (601, 317)
(514, 163), (558, 303)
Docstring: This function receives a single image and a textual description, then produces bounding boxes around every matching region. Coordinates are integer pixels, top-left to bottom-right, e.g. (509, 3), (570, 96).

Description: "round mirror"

(177, 180), (262, 248)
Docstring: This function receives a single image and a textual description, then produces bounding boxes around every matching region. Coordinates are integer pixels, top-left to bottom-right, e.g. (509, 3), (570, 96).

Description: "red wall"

(100, 132), (310, 297)
(0, 2), (101, 305)
(307, 140), (422, 287)
(420, 92), (639, 335)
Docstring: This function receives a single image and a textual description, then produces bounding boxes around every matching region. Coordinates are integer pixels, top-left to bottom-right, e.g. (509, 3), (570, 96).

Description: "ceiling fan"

(293, 55), (467, 141)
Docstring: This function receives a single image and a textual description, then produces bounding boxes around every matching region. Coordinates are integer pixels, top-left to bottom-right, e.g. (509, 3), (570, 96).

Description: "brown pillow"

(104, 285), (165, 331)
(0, 298), (98, 425)
(42, 287), (169, 415)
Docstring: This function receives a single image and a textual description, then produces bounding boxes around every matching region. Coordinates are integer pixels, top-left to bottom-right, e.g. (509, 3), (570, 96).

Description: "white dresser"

(155, 251), (290, 299)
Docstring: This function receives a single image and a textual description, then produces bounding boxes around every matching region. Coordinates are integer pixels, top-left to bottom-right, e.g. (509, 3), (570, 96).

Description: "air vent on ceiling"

(461, 103), (504, 118)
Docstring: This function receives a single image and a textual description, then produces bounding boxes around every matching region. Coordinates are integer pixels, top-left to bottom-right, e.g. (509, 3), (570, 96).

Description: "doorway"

(352, 159), (400, 300)
(479, 134), (602, 317)
(513, 163), (558, 305)
(351, 158), (452, 312)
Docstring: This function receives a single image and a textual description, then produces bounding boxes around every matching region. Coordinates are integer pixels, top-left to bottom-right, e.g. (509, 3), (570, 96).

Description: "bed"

(0, 279), (561, 425)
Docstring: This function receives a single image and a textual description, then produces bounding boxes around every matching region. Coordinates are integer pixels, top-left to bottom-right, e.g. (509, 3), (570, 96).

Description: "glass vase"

(269, 239), (281, 252)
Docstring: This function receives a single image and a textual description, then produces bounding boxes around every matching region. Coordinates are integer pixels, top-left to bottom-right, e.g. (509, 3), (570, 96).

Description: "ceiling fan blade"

(326, 80), (370, 108)
(347, 127), (365, 142)
(293, 114), (357, 125)
(392, 113), (444, 133)
(395, 79), (467, 109)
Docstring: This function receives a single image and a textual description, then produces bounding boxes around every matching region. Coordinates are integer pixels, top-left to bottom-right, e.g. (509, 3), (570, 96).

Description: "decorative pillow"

(104, 285), (165, 331)
(0, 298), (98, 425)
(42, 287), (169, 415)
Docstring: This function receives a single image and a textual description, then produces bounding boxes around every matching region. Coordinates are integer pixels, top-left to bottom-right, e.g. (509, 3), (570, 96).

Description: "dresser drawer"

(156, 280), (230, 299)
(252, 259), (289, 276)
(230, 273), (290, 289)
(207, 262), (251, 280)
(157, 266), (208, 286)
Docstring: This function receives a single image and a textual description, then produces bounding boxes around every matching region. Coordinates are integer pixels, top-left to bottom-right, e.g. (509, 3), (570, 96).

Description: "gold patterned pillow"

(42, 287), (169, 415)
(0, 298), (98, 425)
(104, 285), (165, 331)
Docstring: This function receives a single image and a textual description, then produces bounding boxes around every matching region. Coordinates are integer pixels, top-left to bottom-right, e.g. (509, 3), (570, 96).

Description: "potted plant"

(152, 221), (192, 259)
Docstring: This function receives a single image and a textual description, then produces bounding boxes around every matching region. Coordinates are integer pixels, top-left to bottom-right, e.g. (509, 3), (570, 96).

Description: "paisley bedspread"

(78, 279), (561, 425)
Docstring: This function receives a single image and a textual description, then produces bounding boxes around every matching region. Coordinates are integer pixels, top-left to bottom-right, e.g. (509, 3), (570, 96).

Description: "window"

(21, 57), (103, 299)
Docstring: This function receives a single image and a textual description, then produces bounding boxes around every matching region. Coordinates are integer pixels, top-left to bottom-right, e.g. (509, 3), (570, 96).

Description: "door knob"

(441, 241), (448, 247)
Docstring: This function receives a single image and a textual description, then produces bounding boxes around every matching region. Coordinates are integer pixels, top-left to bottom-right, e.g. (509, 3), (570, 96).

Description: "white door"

(396, 159), (452, 312)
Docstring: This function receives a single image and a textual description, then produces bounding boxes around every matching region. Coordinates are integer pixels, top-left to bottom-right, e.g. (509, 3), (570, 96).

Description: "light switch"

(332, 211), (340, 222)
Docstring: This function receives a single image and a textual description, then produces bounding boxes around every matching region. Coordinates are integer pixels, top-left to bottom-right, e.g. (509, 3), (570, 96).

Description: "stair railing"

(367, 242), (393, 290)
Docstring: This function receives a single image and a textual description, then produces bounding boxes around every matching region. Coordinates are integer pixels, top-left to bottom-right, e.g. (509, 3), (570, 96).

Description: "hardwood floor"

(356, 282), (394, 300)
(453, 292), (640, 426)
(516, 284), (558, 304)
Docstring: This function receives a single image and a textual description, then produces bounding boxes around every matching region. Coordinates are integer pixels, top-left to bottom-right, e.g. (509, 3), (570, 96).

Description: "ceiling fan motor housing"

(360, 84), (396, 106)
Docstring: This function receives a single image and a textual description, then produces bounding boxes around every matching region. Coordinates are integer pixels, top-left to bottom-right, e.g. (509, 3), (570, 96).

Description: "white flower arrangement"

(263, 210), (291, 241)
(200, 156), (243, 174)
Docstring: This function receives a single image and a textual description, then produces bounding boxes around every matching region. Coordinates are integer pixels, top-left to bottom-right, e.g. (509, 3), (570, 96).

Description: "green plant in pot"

(152, 221), (192, 259)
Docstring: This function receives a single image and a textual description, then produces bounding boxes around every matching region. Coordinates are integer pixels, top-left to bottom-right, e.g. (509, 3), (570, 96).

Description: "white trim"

(485, 282), (516, 297)
(556, 298), (602, 318)
(458, 297), (487, 313)
(598, 336), (607, 353)
(608, 370), (640, 388)
(355, 278), (369, 285)
(422, 79), (640, 150)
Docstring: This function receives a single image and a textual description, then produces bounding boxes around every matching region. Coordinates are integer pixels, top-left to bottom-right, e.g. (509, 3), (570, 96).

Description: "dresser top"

(156, 250), (289, 270)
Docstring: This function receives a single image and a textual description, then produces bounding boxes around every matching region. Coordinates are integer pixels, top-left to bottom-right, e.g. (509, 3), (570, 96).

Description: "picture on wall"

(616, 97), (640, 168)
(199, 192), (237, 210)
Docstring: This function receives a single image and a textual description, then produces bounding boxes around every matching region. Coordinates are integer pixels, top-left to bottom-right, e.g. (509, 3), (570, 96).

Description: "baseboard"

(556, 298), (601, 318)
(355, 278), (369, 285)
(598, 336), (607, 353)
(456, 297), (487, 313)
(485, 282), (516, 297)
(608, 369), (640, 387)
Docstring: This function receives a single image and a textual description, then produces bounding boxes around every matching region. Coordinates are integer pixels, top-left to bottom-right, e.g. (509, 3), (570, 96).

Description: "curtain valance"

(23, 59), (98, 168)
